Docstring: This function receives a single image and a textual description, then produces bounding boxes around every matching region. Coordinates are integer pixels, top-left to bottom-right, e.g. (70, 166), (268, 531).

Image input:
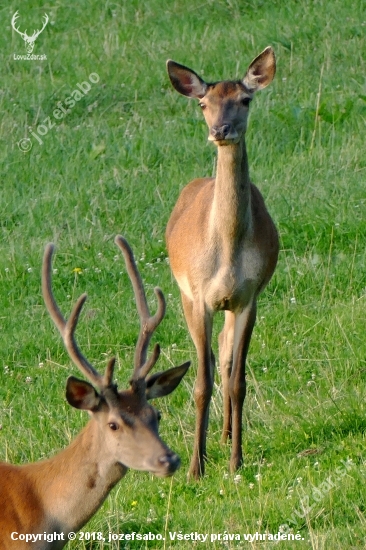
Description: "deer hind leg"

(219, 311), (235, 443)
(229, 301), (257, 472)
(181, 292), (214, 479)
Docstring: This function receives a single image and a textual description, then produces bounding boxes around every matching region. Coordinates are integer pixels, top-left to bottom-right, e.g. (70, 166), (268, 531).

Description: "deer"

(0, 236), (190, 549)
(166, 47), (279, 479)
(11, 11), (49, 54)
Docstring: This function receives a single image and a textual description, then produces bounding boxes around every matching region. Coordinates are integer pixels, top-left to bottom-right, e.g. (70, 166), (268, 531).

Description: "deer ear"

(167, 60), (207, 98)
(66, 376), (101, 411)
(145, 361), (190, 399)
(243, 46), (276, 92)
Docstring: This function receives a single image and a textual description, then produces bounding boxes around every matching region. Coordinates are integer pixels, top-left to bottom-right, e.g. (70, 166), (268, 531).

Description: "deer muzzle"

(209, 124), (239, 143)
(155, 451), (180, 476)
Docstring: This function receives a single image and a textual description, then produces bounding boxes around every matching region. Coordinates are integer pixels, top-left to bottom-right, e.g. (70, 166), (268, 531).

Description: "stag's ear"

(145, 362), (190, 399)
(66, 376), (101, 411)
(167, 60), (208, 98)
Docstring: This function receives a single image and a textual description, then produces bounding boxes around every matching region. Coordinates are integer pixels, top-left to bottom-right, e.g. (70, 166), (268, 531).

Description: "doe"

(0, 236), (189, 549)
(166, 47), (279, 478)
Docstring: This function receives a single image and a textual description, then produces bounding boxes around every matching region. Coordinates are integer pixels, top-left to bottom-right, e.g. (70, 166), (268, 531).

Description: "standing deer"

(0, 236), (189, 549)
(166, 47), (279, 478)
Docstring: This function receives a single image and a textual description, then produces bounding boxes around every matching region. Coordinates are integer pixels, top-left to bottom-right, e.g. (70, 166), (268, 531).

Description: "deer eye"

(157, 411), (162, 422)
(199, 102), (206, 110)
(241, 97), (251, 107)
(108, 422), (119, 431)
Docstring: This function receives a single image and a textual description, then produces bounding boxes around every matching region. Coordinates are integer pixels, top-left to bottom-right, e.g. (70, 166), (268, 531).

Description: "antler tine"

(104, 357), (116, 387)
(114, 236), (166, 379)
(42, 243), (104, 389)
(35, 13), (49, 37)
(11, 11), (26, 38)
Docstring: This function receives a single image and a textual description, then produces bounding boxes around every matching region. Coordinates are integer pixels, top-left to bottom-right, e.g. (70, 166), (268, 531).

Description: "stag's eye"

(157, 411), (162, 422)
(108, 422), (119, 431)
(199, 102), (206, 110)
(241, 97), (251, 107)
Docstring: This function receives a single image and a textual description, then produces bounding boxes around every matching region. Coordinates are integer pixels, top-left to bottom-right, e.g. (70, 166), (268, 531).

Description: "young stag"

(166, 47), (279, 478)
(0, 236), (189, 549)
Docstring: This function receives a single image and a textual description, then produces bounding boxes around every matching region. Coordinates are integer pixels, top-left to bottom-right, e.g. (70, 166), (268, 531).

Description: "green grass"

(1, 0), (366, 548)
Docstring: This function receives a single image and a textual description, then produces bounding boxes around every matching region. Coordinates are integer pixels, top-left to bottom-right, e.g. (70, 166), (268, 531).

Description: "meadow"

(0, 0), (365, 548)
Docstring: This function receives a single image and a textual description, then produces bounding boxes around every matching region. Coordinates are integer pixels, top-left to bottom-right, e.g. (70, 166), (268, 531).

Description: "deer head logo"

(11, 11), (49, 54)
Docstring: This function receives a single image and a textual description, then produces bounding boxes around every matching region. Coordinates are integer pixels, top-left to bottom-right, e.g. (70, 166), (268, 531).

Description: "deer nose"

(211, 124), (231, 140)
(158, 452), (180, 474)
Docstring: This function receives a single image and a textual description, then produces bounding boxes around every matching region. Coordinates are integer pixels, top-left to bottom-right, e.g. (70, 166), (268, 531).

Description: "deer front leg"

(229, 302), (257, 472)
(219, 311), (235, 443)
(181, 293), (214, 479)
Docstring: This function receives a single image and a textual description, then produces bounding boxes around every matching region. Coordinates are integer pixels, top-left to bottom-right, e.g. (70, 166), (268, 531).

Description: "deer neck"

(210, 138), (252, 254)
(29, 420), (126, 534)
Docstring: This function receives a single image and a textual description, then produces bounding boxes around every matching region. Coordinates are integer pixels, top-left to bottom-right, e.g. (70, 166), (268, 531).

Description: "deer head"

(42, 236), (190, 476)
(11, 11), (48, 54)
(166, 47), (276, 145)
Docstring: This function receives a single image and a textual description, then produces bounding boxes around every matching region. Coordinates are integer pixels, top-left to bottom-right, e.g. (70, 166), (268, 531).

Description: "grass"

(0, 0), (365, 548)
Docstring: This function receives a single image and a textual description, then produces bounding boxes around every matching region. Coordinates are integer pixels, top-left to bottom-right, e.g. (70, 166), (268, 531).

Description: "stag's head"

(11, 11), (49, 54)
(42, 236), (190, 477)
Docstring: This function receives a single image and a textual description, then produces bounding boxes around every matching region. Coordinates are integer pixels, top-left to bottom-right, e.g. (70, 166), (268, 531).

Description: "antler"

(32, 13), (48, 40)
(11, 11), (27, 39)
(42, 243), (114, 390)
(11, 11), (48, 40)
(114, 236), (166, 380)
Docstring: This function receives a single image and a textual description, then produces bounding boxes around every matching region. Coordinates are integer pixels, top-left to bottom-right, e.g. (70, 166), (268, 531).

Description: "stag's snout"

(156, 451), (180, 476)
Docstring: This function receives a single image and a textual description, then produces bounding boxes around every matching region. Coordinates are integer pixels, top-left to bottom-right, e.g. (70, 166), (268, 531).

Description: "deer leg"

(229, 301), (257, 472)
(219, 311), (235, 443)
(181, 293), (214, 479)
